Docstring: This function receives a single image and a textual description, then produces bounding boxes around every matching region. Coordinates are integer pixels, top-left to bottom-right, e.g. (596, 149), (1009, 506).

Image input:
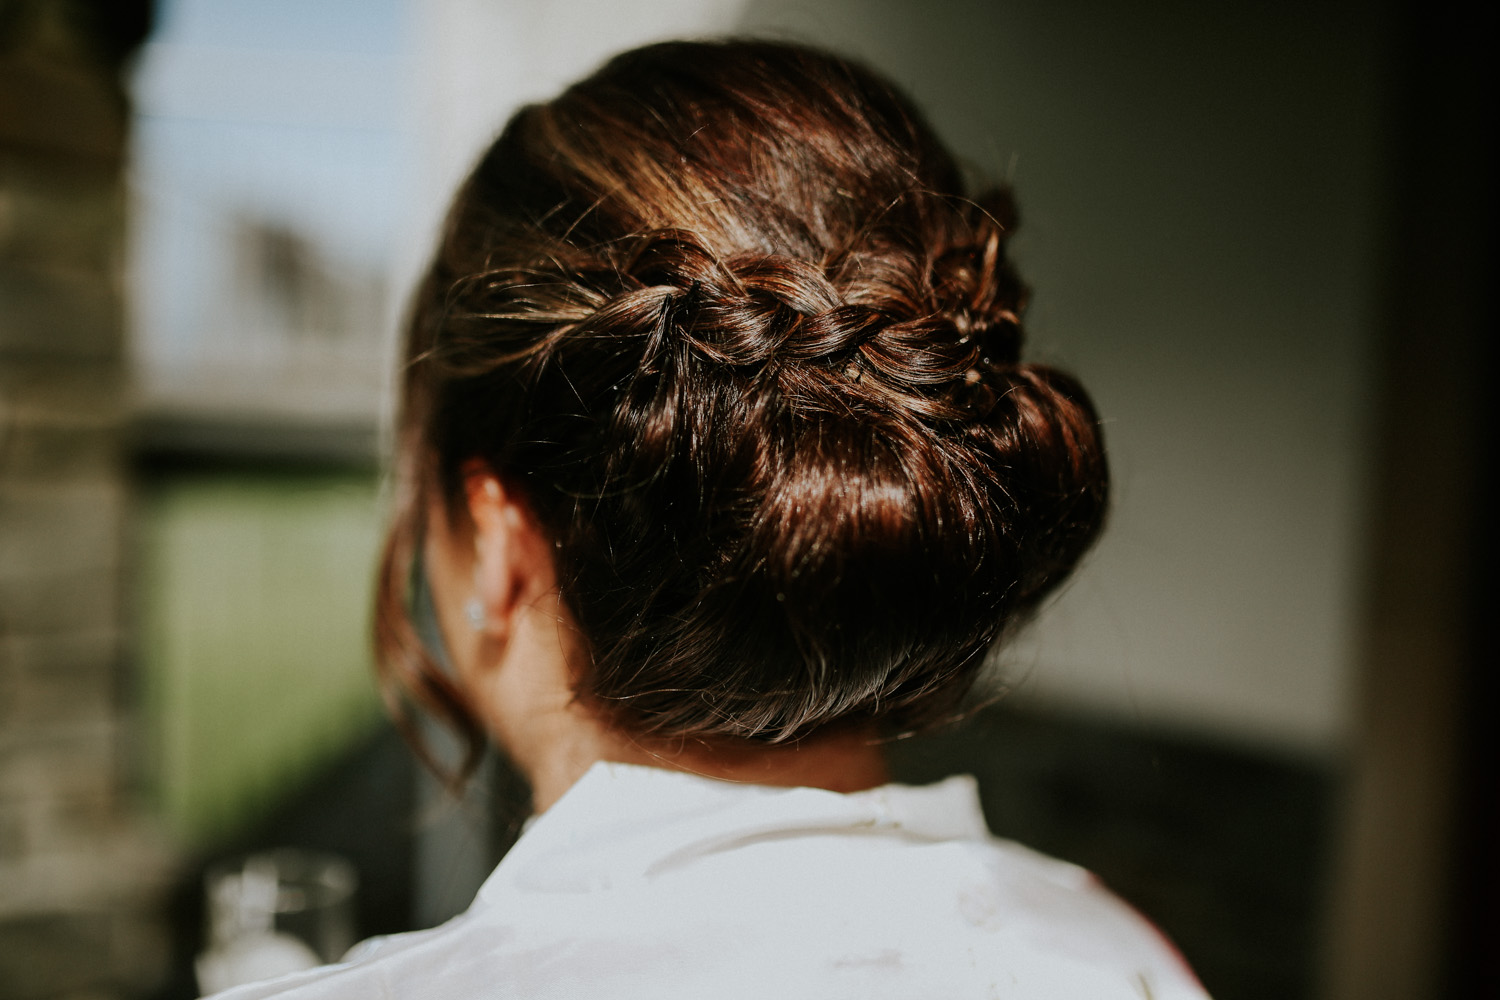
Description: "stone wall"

(0, 2), (168, 997)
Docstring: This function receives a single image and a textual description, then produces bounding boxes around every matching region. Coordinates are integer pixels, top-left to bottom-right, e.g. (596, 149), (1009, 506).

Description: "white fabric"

(207, 761), (1210, 999)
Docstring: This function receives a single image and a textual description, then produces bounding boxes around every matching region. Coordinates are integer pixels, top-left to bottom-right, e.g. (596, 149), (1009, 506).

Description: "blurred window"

(127, 0), (406, 849)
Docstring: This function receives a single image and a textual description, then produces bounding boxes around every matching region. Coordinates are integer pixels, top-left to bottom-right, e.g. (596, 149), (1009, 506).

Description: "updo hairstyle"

(375, 40), (1109, 775)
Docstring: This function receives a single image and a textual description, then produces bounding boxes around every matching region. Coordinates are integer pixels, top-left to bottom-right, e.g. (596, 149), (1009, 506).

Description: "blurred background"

(0, 0), (1492, 998)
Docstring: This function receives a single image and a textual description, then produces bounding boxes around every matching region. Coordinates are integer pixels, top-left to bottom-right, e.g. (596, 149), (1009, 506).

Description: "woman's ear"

(463, 463), (554, 636)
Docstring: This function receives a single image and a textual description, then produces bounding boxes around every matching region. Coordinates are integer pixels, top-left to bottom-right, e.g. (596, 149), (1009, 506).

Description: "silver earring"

(464, 596), (486, 631)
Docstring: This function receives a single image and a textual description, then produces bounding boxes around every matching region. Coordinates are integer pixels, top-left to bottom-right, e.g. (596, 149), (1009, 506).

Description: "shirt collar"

(477, 761), (988, 900)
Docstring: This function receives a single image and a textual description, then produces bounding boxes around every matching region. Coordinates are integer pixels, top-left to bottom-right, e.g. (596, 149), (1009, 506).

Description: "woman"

(214, 38), (1207, 999)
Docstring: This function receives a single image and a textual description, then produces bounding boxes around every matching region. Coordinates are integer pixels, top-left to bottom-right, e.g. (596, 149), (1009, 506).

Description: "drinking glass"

(195, 848), (357, 994)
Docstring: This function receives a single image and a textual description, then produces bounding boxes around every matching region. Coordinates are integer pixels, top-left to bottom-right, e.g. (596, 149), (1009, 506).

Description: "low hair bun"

(378, 40), (1111, 766)
(979, 362), (1110, 603)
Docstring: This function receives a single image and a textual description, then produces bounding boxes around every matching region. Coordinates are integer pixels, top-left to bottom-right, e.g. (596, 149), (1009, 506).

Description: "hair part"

(375, 39), (1109, 781)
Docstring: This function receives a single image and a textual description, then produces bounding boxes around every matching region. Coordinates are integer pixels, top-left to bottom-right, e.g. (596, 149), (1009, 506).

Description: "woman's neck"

(519, 714), (891, 814)
(470, 589), (890, 814)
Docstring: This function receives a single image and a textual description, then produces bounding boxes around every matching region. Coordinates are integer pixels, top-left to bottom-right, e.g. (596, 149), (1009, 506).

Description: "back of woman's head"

(378, 39), (1109, 765)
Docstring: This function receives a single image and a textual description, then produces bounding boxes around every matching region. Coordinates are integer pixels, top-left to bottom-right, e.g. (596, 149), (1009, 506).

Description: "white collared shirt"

(208, 761), (1210, 999)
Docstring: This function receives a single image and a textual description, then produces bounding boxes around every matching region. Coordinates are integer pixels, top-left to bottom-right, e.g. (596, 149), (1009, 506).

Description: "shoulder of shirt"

(196, 768), (1212, 1000)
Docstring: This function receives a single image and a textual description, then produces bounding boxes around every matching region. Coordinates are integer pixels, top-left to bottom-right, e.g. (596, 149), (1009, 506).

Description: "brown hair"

(375, 39), (1109, 778)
